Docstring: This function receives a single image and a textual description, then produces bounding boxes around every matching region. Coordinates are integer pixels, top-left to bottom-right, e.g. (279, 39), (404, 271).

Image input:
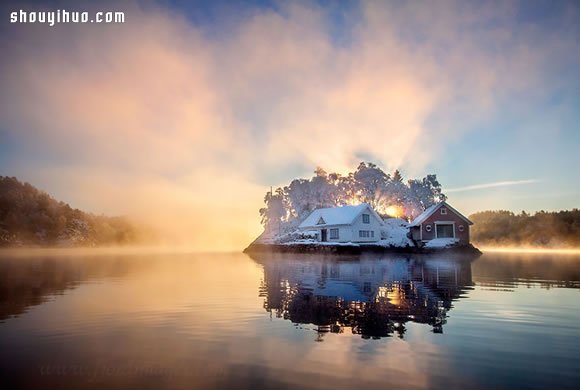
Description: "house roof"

(409, 201), (473, 227)
(299, 203), (383, 229)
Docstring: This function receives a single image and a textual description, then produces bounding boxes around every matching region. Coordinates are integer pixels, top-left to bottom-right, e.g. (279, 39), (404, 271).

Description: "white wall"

(314, 207), (382, 243)
(316, 225), (353, 243)
(350, 206), (382, 242)
(302, 206), (384, 243)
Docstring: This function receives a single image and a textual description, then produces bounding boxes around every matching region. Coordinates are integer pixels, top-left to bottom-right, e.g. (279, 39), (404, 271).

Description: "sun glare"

(384, 205), (403, 218)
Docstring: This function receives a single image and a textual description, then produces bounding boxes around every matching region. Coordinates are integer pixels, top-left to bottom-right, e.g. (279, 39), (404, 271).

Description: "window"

(316, 217), (326, 225)
(440, 208), (447, 215)
(436, 224), (454, 238)
(329, 228), (339, 239)
(362, 214), (370, 224)
(359, 230), (371, 238)
(371, 231), (374, 238)
(425, 224), (432, 232)
(458, 225), (465, 232)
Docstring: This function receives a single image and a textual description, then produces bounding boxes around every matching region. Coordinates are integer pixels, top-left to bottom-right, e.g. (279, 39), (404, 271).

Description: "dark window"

(362, 214), (370, 224)
(329, 228), (339, 239)
(436, 224), (454, 238)
(363, 282), (371, 293)
(440, 208), (447, 215)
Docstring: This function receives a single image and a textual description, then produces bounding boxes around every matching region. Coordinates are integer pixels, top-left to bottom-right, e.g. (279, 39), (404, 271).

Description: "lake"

(0, 250), (579, 389)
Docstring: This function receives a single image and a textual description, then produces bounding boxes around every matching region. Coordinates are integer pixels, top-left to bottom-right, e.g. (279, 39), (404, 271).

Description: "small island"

(244, 163), (481, 256)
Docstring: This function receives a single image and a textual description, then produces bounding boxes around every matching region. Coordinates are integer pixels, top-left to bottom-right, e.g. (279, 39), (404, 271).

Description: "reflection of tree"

(253, 254), (474, 339)
(0, 256), (144, 322)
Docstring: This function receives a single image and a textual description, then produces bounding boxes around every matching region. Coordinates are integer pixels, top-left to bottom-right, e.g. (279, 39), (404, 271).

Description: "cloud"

(446, 179), (539, 193)
(0, 0), (577, 249)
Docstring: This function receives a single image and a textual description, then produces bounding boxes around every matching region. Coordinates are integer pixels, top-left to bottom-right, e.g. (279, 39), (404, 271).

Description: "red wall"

(420, 207), (470, 244)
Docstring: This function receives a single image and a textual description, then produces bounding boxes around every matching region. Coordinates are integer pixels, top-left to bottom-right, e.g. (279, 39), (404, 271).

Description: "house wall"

(419, 207), (470, 244)
(301, 205), (383, 243)
(316, 225), (354, 243)
(350, 207), (382, 243)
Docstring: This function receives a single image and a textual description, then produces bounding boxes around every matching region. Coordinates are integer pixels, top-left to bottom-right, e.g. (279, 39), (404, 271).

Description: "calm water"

(0, 250), (579, 389)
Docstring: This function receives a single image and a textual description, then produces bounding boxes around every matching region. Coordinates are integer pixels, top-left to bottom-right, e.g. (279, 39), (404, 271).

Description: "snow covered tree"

(258, 162), (446, 229)
(351, 162), (390, 210)
(406, 174), (446, 217)
(259, 188), (286, 233)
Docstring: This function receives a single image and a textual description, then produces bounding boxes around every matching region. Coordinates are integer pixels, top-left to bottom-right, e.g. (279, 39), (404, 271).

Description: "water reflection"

(0, 255), (149, 322)
(0, 251), (578, 389)
(471, 253), (580, 290)
(251, 254), (475, 339)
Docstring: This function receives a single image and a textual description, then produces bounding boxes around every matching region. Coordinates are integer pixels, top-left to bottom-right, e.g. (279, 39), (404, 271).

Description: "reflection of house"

(409, 201), (473, 245)
(298, 203), (383, 243)
(253, 253), (474, 339)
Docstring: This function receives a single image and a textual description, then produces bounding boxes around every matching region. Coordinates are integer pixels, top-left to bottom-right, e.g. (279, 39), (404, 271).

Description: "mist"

(1, 1), (578, 250)
(470, 209), (580, 249)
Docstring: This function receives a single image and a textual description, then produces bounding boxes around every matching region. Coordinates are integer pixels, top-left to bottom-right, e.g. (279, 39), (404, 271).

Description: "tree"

(258, 163), (447, 229)
(0, 176), (146, 246)
(351, 162), (390, 210)
(392, 169), (403, 183)
(259, 188), (286, 233)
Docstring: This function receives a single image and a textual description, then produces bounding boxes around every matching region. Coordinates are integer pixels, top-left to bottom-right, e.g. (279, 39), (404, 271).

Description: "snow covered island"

(245, 201), (480, 255)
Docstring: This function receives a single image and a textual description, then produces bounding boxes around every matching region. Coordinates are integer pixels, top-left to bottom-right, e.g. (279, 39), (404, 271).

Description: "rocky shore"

(243, 242), (482, 256)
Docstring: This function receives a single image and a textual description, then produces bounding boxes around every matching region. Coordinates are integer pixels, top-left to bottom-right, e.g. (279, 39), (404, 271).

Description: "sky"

(0, 0), (579, 250)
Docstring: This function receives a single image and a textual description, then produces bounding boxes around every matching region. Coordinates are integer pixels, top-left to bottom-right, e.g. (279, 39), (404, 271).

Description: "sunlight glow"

(384, 205), (404, 218)
(480, 247), (580, 255)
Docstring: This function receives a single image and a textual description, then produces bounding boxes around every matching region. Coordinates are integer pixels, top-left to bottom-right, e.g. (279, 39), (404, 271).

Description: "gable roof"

(409, 201), (473, 227)
(299, 203), (383, 229)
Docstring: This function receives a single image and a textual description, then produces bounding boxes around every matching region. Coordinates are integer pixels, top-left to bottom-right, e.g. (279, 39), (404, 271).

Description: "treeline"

(260, 162), (446, 232)
(0, 176), (149, 247)
(469, 209), (580, 248)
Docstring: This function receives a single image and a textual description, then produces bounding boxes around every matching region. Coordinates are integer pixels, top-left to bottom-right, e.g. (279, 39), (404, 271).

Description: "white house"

(298, 203), (383, 243)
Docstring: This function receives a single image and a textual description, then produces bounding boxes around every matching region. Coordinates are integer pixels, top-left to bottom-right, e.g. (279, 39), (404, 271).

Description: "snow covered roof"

(299, 203), (383, 229)
(409, 203), (440, 226)
(409, 201), (473, 227)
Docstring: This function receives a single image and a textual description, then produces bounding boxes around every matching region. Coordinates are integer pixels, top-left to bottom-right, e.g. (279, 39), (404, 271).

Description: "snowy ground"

(378, 218), (413, 247)
(424, 238), (460, 248)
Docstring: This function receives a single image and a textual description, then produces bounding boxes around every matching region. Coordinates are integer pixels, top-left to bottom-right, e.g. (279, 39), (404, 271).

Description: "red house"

(409, 201), (473, 246)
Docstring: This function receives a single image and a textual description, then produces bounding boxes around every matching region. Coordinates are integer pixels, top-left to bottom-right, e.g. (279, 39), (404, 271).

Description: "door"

(321, 229), (327, 242)
(436, 224), (454, 238)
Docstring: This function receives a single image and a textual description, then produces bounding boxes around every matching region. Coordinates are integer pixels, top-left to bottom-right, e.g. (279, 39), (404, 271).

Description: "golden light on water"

(481, 247), (580, 255)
